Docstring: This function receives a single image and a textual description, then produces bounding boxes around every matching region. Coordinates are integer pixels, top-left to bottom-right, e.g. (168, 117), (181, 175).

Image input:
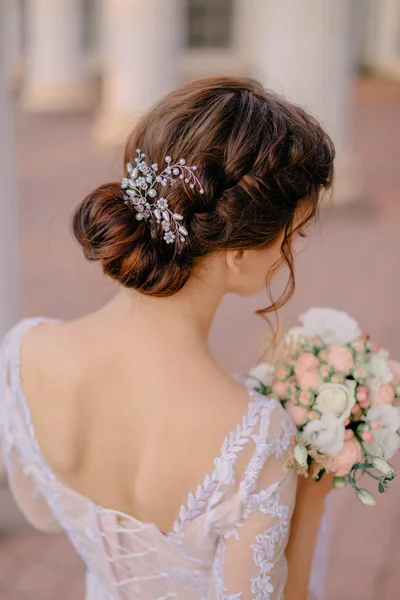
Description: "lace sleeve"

(0, 324), (61, 532)
(212, 403), (297, 599)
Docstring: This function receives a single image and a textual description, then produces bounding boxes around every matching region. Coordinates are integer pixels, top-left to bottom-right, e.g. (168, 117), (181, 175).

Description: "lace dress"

(0, 318), (297, 600)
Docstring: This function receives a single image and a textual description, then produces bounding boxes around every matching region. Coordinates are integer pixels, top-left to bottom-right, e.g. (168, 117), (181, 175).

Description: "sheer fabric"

(0, 318), (297, 600)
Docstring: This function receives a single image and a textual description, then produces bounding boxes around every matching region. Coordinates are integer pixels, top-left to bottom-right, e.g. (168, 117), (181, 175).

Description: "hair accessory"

(121, 149), (204, 246)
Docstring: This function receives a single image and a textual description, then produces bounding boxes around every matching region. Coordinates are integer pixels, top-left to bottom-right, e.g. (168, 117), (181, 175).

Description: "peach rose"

(307, 410), (319, 420)
(319, 349), (329, 362)
(299, 391), (313, 406)
(319, 364), (331, 379)
(327, 347), (354, 375)
(330, 437), (363, 476)
(285, 401), (308, 426)
(297, 369), (321, 391)
(295, 353), (319, 375)
(272, 381), (288, 399)
(373, 384), (395, 405)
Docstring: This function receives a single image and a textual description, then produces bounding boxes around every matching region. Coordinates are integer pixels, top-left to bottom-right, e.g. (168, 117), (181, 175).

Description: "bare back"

(20, 302), (254, 533)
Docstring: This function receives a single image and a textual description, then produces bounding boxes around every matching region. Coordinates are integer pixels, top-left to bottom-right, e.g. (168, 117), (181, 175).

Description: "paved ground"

(1, 77), (400, 599)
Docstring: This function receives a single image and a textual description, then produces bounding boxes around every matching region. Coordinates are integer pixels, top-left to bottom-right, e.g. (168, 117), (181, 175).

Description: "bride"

(1, 77), (335, 599)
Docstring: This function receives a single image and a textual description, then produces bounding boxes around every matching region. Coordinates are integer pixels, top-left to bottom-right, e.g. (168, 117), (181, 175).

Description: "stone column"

(21, 0), (94, 112)
(96, 0), (182, 145)
(254, 0), (359, 204)
(0, 0), (20, 483)
(5, 0), (24, 90)
(233, 0), (257, 75)
(364, 0), (400, 80)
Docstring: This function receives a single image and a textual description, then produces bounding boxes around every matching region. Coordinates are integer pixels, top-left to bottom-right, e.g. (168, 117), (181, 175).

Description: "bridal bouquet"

(246, 308), (400, 506)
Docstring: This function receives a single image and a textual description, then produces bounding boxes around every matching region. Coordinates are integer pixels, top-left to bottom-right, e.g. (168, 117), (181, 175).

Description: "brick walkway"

(1, 77), (400, 599)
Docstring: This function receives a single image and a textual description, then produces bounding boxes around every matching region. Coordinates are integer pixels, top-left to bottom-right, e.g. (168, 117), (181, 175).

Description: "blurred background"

(0, 0), (400, 598)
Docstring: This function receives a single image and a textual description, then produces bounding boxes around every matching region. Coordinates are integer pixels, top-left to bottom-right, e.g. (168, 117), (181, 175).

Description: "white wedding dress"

(0, 318), (299, 599)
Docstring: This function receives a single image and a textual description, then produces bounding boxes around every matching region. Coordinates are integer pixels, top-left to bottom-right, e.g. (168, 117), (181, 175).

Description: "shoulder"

(2, 317), (60, 349)
(240, 391), (296, 494)
(1, 318), (66, 397)
(249, 389), (296, 446)
(1, 318), (57, 369)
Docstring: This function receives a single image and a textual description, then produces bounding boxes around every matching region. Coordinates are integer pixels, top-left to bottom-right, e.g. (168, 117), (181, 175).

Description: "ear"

(225, 249), (248, 275)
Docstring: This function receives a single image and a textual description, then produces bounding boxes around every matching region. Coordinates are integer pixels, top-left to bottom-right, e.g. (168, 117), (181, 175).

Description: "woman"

(0, 77), (335, 599)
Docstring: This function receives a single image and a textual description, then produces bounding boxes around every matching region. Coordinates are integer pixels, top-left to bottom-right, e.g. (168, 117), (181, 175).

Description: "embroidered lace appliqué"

(172, 398), (262, 537)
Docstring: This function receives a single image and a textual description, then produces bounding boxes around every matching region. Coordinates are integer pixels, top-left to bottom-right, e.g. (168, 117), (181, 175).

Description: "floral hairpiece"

(120, 148), (204, 246)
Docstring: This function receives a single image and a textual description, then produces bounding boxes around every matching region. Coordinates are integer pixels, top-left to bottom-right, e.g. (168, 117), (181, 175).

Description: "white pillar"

(5, 0), (24, 90)
(233, 0), (256, 75)
(0, 1), (20, 483)
(254, 0), (359, 204)
(364, 0), (400, 80)
(96, 0), (182, 145)
(21, 0), (94, 112)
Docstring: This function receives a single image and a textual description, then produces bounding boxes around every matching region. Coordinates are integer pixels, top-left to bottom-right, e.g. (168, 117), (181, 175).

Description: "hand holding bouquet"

(247, 308), (400, 506)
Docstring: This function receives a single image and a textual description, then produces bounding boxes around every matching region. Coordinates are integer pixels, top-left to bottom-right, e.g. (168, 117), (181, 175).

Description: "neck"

(104, 260), (225, 345)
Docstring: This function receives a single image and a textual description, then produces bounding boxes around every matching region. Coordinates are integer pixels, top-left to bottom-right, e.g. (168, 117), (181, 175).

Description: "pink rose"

(373, 384), (395, 405)
(357, 386), (369, 395)
(285, 401), (308, 426)
(297, 370), (321, 391)
(359, 398), (371, 409)
(295, 353), (321, 391)
(295, 353), (319, 375)
(330, 438), (363, 476)
(327, 347), (354, 375)
(357, 389), (368, 402)
(272, 381), (288, 399)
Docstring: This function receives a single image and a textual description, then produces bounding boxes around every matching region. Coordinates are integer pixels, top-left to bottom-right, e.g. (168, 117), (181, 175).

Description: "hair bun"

(73, 182), (193, 295)
(73, 183), (136, 262)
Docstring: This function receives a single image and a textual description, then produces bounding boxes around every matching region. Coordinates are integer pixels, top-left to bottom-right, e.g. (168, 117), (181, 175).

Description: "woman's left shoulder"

(248, 388), (296, 450)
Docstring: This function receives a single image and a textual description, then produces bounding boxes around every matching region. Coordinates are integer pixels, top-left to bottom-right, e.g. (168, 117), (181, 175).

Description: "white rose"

(245, 363), (274, 390)
(299, 307), (361, 347)
(314, 381), (356, 422)
(302, 413), (345, 456)
(369, 350), (393, 387)
(363, 404), (400, 460)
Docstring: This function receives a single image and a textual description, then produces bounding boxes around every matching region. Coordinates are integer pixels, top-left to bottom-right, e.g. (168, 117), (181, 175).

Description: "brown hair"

(73, 77), (335, 313)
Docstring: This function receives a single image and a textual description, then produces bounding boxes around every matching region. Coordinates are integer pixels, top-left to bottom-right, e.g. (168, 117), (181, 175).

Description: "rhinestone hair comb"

(120, 149), (204, 246)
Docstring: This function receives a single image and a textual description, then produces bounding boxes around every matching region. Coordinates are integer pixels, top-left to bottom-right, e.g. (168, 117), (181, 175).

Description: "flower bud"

(293, 444), (308, 468)
(371, 457), (395, 478)
(362, 431), (374, 443)
(356, 488), (376, 507)
(333, 476), (347, 489)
